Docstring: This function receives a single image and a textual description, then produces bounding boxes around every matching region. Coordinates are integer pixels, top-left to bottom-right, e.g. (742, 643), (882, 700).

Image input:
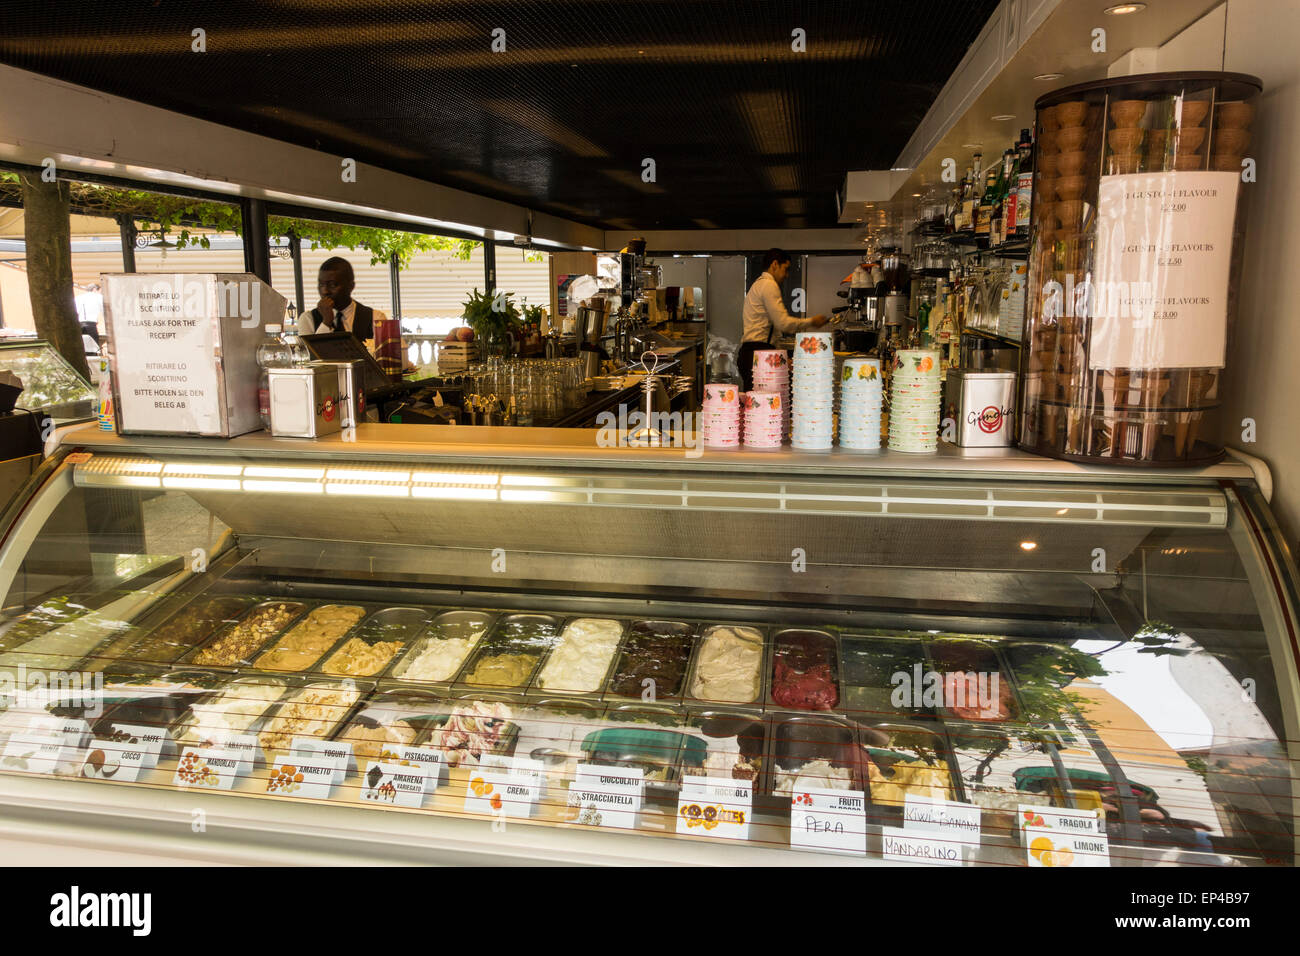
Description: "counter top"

(55, 423), (1259, 487)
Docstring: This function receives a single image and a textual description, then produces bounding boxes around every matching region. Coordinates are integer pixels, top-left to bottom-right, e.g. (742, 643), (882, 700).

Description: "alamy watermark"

(0, 665), (104, 718)
(109, 276), (263, 331)
(595, 408), (703, 458)
(891, 666), (1001, 719)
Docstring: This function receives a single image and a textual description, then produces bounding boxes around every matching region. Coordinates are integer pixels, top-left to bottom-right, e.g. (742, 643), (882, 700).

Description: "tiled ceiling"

(0, 0), (998, 230)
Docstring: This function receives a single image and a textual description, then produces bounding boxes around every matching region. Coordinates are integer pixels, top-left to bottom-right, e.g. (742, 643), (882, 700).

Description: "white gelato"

(184, 679), (286, 743)
(690, 626), (763, 702)
(397, 629), (485, 683)
(536, 618), (623, 692)
(772, 758), (853, 796)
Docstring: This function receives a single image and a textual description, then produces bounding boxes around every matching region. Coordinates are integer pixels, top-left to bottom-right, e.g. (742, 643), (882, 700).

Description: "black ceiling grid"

(0, 0), (998, 231)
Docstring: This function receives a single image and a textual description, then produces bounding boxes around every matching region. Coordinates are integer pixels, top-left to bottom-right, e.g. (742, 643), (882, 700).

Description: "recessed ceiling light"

(912, 192), (922, 197)
(992, 113), (1016, 121)
(1104, 2), (1145, 13)
(1020, 541), (1038, 551)
(961, 142), (982, 149)
(1034, 72), (1065, 81)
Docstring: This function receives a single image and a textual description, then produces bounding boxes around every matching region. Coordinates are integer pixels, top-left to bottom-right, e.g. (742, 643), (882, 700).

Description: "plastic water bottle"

(256, 323), (292, 428)
(280, 327), (312, 366)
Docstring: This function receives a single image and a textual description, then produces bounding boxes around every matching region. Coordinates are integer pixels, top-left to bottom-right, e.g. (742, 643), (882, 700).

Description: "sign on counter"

(464, 761), (541, 820)
(360, 761), (434, 808)
(1089, 171), (1239, 370)
(881, 826), (967, 866)
(80, 738), (155, 783)
(267, 754), (342, 799)
(567, 764), (645, 830)
(788, 787), (867, 855)
(173, 747), (243, 790)
(676, 776), (752, 841)
(2, 732), (72, 775)
(106, 274), (226, 434)
(1021, 804), (1110, 868)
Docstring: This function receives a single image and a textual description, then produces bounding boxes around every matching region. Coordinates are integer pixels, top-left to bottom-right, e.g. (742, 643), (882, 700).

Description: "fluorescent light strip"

(500, 474), (568, 487)
(243, 480), (325, 494)
(161, 477), (242, 491)
(326, 468), (412, 482)
(411, 470), (498, 485)
(116, 462), (164, 474)
(244, 465), (326, 480)
(412, 486), (498, 500)
(500, 489), (585, 503)
(163, 463), (244, 476)
(325, 483), (411, 497)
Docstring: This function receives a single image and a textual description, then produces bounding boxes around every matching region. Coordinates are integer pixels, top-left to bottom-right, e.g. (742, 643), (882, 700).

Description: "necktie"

(333, 309), (345, 332)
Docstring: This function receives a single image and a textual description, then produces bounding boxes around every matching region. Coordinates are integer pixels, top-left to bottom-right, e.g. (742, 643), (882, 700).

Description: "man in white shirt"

(739, 249), (826, 390)
(297, 256), (389, 348)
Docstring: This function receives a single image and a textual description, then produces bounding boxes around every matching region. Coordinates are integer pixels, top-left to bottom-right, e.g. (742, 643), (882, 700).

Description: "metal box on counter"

(102, 273), (286, 437)
(943, 370), (1016, 447)
(268, 363), (344, 438)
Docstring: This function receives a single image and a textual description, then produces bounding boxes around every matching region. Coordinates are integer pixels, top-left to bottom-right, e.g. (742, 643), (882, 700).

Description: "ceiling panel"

(0, 0), (998, 230)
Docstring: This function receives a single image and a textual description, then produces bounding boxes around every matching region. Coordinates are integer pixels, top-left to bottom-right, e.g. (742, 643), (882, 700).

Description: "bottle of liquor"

(1001, 149), (1020, 246)
(1015, 128), (1034, 239)
(960, 154), (981, 233)
(975, 153), (997, 243)
(993, 148), (1015, 246)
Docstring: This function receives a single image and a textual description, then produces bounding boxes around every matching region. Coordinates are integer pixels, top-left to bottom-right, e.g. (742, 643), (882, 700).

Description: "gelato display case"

(0, 424), (1296, 866)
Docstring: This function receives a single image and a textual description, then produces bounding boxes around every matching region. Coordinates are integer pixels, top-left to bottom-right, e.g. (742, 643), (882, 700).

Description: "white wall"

(805, 256), (862, 320)
(1151, 1), (1300, 550)
(706, 256), (746, 344)
(1221, 0), (1300, 550)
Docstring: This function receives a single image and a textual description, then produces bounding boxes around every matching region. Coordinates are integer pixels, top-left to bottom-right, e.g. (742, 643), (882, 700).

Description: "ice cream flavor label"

(1024, 824), (1110, 868)
(290, 736), (354, 779)
(80, 738), (153, 782)
(677, 776), (752, 841)
(360, 761), (431, 808)
(393, 746), (446, 789)
(464, 767), (539, 819)
(789, 787), (867, 856)
(174, 747), (242, 790)
(203, 731), (257, 776)
(267, 754), (340, 799)
(881, 826), (966, 866)
(25, 714), (91, 748)
(903, 795), (982, 837)
(1, 732), (69, 775)
(1020, 805), (1109, 867)
(107, 723), (167, 767)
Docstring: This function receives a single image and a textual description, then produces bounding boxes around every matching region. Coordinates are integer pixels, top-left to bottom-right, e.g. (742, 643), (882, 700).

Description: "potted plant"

(461, 287), (522, 357)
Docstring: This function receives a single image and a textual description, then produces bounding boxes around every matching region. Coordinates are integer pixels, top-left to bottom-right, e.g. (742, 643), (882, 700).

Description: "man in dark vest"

(298, 256), (389, 346)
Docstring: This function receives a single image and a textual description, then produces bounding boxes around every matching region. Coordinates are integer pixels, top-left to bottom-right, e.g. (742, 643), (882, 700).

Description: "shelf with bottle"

(937, 128), (1035, 252)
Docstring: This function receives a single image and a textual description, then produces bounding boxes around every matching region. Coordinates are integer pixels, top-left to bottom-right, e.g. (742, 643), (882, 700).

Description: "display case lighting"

(324, 482), (411, 497)
(411, 470), (498, 486)
(163, 463), (243, 476)
(325, 468), (412, 483)
(242, 480), (324, 494)
(243, 465), (327, 480)
(162, 477), (242, 491)
(411, 486), (498, 500)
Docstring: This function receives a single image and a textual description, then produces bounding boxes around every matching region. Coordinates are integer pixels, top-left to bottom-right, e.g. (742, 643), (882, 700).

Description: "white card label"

(359, 761), (432, 808)
(568, 764), (645, 830)
(106, 723), (167, 768)
(106, 274), (225, 433)
(268, 754), (340, 799)
(789, 787), (867, 855)
(80, 738), (153, 782)
(204, 731), (257, 775)
(676, 775), (752, 841)
(903, 795), (982, 836)
(174, 747), (242, 790)
(1089, 171), (1238, 370)
(290, 737), (353, 779)
(1, 733), (68, 774)
(464, 766), (541, 819)
(1021, 804), (1110, 868)
(26, 715), (90, 748)
(881, 826), (966, 866)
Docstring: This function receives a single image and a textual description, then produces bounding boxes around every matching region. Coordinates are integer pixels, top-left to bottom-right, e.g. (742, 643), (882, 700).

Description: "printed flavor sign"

(1089, 171), (1239, 370)
(1021, 805), (1110, 868)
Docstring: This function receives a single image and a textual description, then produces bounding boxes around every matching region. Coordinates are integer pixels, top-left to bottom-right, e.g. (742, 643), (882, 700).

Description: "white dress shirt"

(742, 271), (813, 343)
(297, 300), (389, 339)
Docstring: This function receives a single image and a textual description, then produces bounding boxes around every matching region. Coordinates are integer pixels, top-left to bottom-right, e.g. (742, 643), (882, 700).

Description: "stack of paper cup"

(741, 390), (783, 449)
(752, 349), (790, 440)
(839, 357), (883, 452)
(701, 382), (741, 449)
(792, 332), (834, 450)
(888, 349), (942, 453)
